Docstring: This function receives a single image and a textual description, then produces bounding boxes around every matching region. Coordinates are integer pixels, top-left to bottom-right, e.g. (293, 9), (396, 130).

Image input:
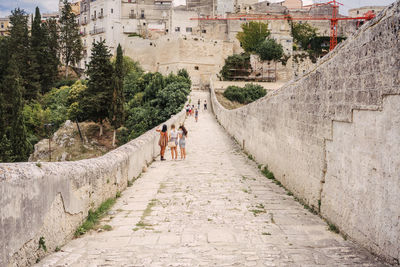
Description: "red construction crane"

(190, 0), (376, 51)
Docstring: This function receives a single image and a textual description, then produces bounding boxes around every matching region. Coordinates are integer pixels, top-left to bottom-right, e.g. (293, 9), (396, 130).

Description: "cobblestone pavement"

(37, 92), (388, 266)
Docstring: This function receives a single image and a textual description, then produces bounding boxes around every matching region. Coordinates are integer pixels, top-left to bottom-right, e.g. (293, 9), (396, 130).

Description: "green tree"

(111, 44), (125, 146)
(291, 22), (317, 49)
(9, 8), (40, 100)
(1, 56), (30, 161)
(236, 21), (270, 53)
(255, 38), (284, 61)
(144, 72), (164, 103)
(219, 53), (251, 81)
(85, 40), (113, 136)
(59, 0), (83, 78)
(0, 36), (9, 81)
(40, 18), (60, 93)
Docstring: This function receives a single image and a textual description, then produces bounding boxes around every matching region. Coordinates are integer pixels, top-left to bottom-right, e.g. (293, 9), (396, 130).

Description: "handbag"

(168, 141), (176, 148)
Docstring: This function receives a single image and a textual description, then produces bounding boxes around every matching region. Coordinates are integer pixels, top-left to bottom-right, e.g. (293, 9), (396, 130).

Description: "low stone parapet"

(0, 109), (186, 266)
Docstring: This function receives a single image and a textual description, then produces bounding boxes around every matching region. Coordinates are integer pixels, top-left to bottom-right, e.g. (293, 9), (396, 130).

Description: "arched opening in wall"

(194, 66), (199, 70)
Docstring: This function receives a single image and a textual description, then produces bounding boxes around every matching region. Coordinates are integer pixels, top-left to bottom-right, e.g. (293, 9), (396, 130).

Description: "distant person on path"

(169, 124), (178, 160)
(204, 100), (207, 110)
(191, 105), (195, 116)
(197, 99), (201, 110)
(156, 124), (168, 161)
(195, 108), (199, 122)
(178, 125), (188, 160)
(186, 104), (190, 117)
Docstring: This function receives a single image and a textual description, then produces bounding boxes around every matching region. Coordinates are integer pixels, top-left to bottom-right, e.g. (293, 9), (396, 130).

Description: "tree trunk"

(99, 119), (103, 137)
(112, 129), (116, 147)
(65, 62), (69, 79)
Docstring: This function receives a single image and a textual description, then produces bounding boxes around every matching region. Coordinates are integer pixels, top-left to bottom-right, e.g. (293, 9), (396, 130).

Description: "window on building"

(111, 8), (113, 14)
(1, 23), (3, 29)
(202, 29), (206, 33)
(357, 10), (359, 14)
(94, 10), (96, 18)
(175, 27), (180, 32)
(141, 10), (145, 19)
(84, 17), (87, 23)
(100, 37), (102, 42)
(194, 66), (199, 70)
(101, 8), (103, 16)
(186, 27), (192, 32)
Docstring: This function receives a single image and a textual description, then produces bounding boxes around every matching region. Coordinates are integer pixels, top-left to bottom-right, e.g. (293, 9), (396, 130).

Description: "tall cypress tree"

(85, 40), (114, 136)
(41, 18), (60, 92)
(31, 8), (59, 94)
(1, 56), (30, 162)
(110, 44), (125, 145)
(59, 0), (83, 78)
(8, 8), (40, 100)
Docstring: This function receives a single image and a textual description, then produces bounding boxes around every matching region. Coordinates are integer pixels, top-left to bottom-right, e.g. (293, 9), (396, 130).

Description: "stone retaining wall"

(211, 1), (400, 264)
(0, 110), (186, 266)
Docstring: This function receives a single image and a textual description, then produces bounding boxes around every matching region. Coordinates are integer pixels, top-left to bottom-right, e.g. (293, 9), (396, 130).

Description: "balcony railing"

(129, 14), (136, 19)
(89, 27), (105, 35)
(98, 14), (104, 19)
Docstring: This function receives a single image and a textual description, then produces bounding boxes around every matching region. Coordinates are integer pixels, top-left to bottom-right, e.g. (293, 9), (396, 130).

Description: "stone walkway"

(37, 92), (387, 266)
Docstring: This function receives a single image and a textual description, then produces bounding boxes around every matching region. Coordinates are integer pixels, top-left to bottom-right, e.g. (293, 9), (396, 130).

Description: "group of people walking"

(157, 98), (207, 161)
(157, 124), (188, 161)
(186, 99), (207, 123)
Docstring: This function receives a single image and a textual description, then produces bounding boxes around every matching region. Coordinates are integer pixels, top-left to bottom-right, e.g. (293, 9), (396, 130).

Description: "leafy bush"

(255, 39), (284, 61)
(219, 53), (251, 81)
(223, 83), (266, 104)
(53, 79), (77, 88)
(42, 85), (71, 129)
(66, 80), (88, 121)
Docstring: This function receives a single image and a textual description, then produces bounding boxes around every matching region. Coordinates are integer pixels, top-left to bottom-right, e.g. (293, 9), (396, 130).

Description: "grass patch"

(127, 180), (133, 187)
(261, 166), (275, 180)
(74, 198), (116, 237)
(38, 237), (47, 252)
(136, 221), (152, 227)
(36, 162), (42, 168)
(262, 232), (271, 235)
(102, 224), (112, 231)
(328, 223), (340, 234)
(249, 209), (266, 216)
(242, 188), (250, 194)
(55, 246), (61, 252)
(250, 203), (266, 216)
(270, 213), (275, 224)
(116, 191), (121, 198)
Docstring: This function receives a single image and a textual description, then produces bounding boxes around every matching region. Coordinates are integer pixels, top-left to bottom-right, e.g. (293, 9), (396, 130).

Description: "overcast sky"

(0, 0), (396, 17)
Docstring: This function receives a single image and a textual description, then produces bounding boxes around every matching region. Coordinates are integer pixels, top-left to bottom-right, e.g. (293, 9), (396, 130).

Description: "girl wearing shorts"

(178, 125), (188, 160)
(169, 124), (178, 160)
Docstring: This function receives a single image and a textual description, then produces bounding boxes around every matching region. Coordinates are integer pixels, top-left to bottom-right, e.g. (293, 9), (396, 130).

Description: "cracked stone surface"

(36, 92), (388, 266)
